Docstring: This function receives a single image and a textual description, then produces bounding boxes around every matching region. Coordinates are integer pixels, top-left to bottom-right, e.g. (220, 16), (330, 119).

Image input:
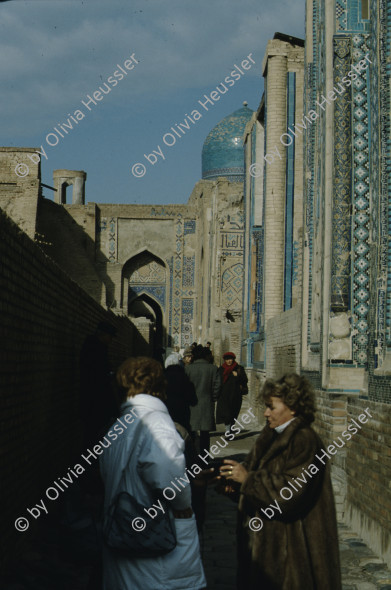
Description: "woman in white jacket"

(99, 356), (206, 590)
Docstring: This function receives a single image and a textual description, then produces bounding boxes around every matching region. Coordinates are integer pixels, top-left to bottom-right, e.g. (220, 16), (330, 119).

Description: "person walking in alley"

(79, 321), (119, 449)
(100, 357), (206, 590)
(164, 355), (209, 531)
(185, 345), (221, 453)
(216, 351), (248, 433)
(217, 373), (342, 590)
(164, 354), (197, 433)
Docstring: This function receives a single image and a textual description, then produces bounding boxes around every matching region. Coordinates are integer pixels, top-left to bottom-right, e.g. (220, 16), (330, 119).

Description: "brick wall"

(266, 305), (301, 379)
(0, 209), (137, 573)
(314, 390), (391, 567)
(314, 390), (347, 452)
(37, 199), (105, 305)
(345, 397), (391, 567)
(313, 390), (348, 520)
(0, 147), (40, 239)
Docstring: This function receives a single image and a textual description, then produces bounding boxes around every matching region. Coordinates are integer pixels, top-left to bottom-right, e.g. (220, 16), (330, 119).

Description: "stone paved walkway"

(2, 403), (391, 589)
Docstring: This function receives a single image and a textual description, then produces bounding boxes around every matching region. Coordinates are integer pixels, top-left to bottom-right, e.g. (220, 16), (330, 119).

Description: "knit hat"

(223, 351), (236, 359)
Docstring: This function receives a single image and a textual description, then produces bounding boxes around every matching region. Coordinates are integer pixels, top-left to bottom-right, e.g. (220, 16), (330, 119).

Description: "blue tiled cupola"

(202, 104), (253, 182)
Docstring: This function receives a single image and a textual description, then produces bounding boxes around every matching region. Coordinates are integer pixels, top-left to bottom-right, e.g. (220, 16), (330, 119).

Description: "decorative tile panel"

(376, 0), (390, 358)
(128, 285), (166, 308)
(352, 34), (371, 365)
(284, 71), (296, 311)
(129, 257), (166, 283)
(182, 256), (195, 287)
(172, 215), (183, 342)
(166, 256), (174, 337)
(222, 263), (244, 310)
(331, 37), (352, 312)
(254, 229), (263, 332)
(128, 253), (167, 311)
(336, 0), (370, 32)
(108, 217), (116, 263)
(181, 299), (194, 347)
(184, 220), (196, 235)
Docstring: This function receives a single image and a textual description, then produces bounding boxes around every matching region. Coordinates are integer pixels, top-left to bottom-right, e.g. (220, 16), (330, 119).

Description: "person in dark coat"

(185, 345), (221, 453)
(164, 357), (197, 433)
(164, 355), (209, 531)
(79, 321), (119, 448)
(218, 373), (342, 590)
(216, 352), (248, 431)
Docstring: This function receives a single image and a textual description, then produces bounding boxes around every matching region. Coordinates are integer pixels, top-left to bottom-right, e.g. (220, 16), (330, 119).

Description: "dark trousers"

(191, 430), (211, 454)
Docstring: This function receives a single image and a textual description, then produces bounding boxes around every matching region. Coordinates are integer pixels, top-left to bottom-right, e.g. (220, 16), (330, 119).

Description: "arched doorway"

(128, 292), (164, 357)
(122, 250), (167, 356)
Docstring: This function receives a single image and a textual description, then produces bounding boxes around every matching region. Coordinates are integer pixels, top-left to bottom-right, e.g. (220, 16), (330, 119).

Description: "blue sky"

(1, 0), (305, 205)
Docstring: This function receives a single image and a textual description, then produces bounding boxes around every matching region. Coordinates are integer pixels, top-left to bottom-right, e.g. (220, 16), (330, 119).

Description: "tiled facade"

(241, 6), (391, 568)
(242, 36), (305, 383)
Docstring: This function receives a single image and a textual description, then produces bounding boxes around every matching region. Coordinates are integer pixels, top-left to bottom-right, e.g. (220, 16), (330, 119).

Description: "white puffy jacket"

(99, 394), (206, 590)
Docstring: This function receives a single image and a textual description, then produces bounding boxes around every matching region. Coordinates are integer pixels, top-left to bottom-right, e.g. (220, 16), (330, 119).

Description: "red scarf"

(222, 360), (238, 384)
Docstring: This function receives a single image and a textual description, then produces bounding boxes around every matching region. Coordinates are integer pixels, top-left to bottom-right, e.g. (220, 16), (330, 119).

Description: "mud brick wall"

(314, 390), (348, 520)
(345, 397), (391, 567)
(266, 305), (302, 379)
(314, 390), (347, 458)
(0, 209), (136, 573)
(314, 390), (391, 566)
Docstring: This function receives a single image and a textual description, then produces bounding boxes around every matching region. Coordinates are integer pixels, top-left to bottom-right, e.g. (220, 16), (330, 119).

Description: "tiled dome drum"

(202, 105), (253, 182)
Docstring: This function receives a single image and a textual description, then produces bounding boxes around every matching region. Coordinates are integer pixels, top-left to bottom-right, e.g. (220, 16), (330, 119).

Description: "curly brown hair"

(116, 357), (167, 399)
(261, 373), (316, 424)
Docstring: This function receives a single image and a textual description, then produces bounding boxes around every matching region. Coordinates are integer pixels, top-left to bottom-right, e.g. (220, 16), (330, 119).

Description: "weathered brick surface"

(314, 390), (391, 566)
(0, 148), (40, 240)
(0, 209), (136, 573)
(314, 391), (348, 445)
(266, 306), (302, 379)
(345, 399), (391, 542)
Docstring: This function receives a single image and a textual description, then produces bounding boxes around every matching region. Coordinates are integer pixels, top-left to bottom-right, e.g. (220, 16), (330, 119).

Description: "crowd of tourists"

(79, 323), (341, 589)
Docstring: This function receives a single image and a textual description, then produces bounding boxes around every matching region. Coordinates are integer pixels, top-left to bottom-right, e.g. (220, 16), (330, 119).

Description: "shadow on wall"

(36, 198), (115, 307)
(128, 291), (167, 357)
(36, 199), (159, 358)
(0, 208), (150, 576)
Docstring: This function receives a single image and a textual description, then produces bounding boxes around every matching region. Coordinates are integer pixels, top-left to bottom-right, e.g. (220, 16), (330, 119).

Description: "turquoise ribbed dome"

(202, 105), (253, 182)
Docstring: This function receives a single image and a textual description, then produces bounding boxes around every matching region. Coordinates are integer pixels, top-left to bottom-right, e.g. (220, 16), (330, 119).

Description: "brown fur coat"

(236, 417), (342, 590)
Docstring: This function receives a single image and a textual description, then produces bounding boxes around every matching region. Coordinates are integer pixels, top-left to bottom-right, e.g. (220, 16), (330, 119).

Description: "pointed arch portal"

(122, 250), (167, 353)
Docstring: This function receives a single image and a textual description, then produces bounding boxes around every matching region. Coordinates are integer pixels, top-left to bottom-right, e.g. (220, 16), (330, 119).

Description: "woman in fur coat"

(218, 373), (342, 590)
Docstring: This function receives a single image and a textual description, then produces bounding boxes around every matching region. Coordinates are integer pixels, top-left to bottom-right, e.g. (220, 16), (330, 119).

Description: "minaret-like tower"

(53, 169), (87, 205)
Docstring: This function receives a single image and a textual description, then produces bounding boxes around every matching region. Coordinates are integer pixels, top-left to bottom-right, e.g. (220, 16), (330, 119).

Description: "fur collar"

(251, 416), (309, 469)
